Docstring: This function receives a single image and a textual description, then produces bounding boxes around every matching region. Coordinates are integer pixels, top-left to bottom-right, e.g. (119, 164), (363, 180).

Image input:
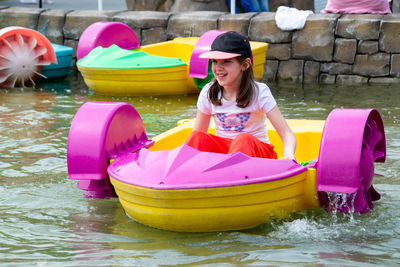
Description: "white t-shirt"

(197, 81), (277, 143)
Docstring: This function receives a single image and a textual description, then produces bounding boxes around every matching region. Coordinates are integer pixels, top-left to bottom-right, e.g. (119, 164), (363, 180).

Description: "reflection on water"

(0, 75), (399, 265)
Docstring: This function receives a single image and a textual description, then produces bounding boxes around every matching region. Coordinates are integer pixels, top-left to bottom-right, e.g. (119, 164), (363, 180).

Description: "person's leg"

(185, 130), (232, 153)
(240, 0), (255, 12)
(251, 0), (261, 11)
(229, 133), (277, 158)
(258, 0), (268, 11)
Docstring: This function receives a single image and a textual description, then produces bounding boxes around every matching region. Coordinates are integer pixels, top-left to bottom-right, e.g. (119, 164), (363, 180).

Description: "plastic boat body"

(108, 119), (324, 231)
(67, 102), (386, 232)
(41, 43), (73, 79)
(76, 22), (267, 96)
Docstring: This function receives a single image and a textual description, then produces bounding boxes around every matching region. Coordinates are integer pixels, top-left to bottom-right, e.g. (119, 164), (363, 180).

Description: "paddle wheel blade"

(0, 27), (55, 88)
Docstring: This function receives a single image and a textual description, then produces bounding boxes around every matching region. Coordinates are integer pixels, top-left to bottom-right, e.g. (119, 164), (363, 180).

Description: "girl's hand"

(283, 152), (297, 161)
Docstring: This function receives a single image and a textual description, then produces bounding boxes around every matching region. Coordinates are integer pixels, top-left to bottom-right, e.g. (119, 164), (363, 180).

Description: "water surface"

(0, 75), (399, 266)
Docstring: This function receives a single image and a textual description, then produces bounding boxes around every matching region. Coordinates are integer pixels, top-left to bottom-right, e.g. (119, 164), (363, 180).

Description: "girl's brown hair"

(207, 57), (255, 108)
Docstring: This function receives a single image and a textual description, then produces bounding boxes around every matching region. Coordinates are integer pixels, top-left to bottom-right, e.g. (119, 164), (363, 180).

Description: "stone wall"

(124, 0), (314, 12)
(1, 6), (400, 85)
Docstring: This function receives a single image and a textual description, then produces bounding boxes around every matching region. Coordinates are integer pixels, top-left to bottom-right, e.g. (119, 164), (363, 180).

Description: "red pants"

(185, 130), (277, 159)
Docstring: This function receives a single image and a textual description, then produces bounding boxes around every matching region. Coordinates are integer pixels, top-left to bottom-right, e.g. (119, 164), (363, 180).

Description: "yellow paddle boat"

(67, 102), (386, 232)
(76, 22), (267, 96)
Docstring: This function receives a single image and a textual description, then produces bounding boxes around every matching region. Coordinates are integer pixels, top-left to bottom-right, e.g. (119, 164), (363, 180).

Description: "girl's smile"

(212, 58), (247, 94)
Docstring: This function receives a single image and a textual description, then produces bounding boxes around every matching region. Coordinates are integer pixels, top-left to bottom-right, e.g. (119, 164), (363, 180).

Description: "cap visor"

(199, 51), (241, 59)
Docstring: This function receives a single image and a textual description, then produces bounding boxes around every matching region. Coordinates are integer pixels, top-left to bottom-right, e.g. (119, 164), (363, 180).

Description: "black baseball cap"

(199, 31), (252, 59)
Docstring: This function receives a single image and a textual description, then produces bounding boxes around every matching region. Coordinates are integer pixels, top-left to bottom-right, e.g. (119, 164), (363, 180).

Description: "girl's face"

(211, 58), (250, 90)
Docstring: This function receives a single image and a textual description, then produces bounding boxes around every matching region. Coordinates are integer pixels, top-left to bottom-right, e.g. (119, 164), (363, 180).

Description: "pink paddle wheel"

(0, 26), (57, 88)
(317, 109), (386, 214)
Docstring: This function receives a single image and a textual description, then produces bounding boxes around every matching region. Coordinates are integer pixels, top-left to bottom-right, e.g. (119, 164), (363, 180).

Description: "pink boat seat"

(108, 144), (307, 190)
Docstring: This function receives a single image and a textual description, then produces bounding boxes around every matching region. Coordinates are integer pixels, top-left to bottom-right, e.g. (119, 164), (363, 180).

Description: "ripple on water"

(0, 81), (399, 266)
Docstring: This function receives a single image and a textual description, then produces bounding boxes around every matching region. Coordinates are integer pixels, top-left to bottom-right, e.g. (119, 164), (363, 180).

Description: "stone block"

(126, 0), (173, 11)
(38, 9), (70, 44)
(353, 53), (390, 77)
(319, 73), (336, 84)
(292, 14), (339, 61)
(219, 13), (255, 35)
(266, 43), (291, 60)
(263, 60), (279, 83)
(320, 63), (352, 74)
(333, 38), (356, 64)
(113, 11), (170, 29)
(64, 39), (78, 58)
(63, 10), (120, 40)
(277, 60), (304, 83)
(336, 75), (368, 85)
(358, 40), (379, 55)
(171, 0), (228, 12)
(304, 61), (320, 83)
(0, 7), (43, 29)
(369, 77), (400, 84)
(249, 12), (292, 43)
(379, 14), (400, 53)
(141, 27), (168, 45)
(390, 54), (400, 77)
(167, 11), (223, 38)
(336, 14), (382, 40)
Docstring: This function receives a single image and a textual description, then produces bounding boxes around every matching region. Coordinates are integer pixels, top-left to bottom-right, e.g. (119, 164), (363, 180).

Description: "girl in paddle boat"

(185, 31), (297, 160)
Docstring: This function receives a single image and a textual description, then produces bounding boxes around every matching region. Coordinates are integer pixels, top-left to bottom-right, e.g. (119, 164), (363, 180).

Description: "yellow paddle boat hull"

(109, 119), (324, 232)
(68, 102), (385, 232)
(77, 37), (267, 96)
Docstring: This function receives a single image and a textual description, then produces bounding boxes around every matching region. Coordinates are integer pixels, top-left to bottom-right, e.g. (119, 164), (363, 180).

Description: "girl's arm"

(267, 106), (297, 160)
(193, 110), (211, 132)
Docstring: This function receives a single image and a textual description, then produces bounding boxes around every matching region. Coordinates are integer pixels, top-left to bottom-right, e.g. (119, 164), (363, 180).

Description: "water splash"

(325, 192), (356, 222)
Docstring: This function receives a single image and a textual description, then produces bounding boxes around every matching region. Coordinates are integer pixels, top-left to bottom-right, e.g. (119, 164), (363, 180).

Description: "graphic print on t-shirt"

(216, 112), (251, 131)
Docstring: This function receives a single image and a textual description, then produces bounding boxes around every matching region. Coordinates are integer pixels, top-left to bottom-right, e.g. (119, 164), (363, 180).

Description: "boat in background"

(0, 27), (73, 88)
(67, 102), (386, 232)
(41, 43), (73, 79)
(76, 22), (267, 96)
(0, 26), (57, 88)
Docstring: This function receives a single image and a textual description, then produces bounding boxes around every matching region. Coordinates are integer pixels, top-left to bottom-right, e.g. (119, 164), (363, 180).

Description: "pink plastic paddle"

(76, 21), (140, 60)
(317, 108), (386, 213)
(67, 102), (153, 197)
(188, 30), (226, 79)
